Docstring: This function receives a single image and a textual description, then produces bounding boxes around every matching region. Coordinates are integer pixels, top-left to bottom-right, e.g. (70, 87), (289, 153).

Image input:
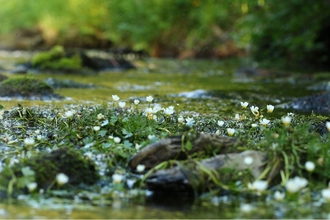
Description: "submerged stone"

(280, 92), (330, 114)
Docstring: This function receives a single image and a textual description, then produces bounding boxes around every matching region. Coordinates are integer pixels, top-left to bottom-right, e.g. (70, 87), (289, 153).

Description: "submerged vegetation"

(0, 94), (329, 217)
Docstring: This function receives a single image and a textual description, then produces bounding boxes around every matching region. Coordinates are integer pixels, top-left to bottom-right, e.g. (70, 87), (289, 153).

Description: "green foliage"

(242, 0), (330, 68)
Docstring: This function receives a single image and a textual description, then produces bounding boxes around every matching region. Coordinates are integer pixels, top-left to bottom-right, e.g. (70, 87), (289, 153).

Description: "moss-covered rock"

(31, 45), (82, 71)
(14, 148), (100, 190)
(0, 77), (60, 98)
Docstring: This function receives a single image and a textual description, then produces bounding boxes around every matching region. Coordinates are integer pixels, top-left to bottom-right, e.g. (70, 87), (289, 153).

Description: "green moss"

(15, 148), (100, 190)
(31, 45), (82, 71)
(0, 77), (54, 96)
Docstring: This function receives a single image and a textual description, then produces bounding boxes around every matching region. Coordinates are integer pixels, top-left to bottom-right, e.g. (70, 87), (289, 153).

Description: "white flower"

(118, 101), (126, 108)
(266, 105), (275, 113)
(178, 116), (184, 124)
(134, 99), (140, 105)
(146, 96), (154, 103)
(287, 112), (294, 117)
(112, 95), (120, 101)
(93, 126), (100, 131)
(285, 176), (308, 193)
(84, 152), (93, 159)
(326, 122), (330, 132)
(240, 203), (254, 213)
(227, 128), (235, 136)
(244, 156), (254, 165)
(240, 101), (249, 109)
(148, 134), (156, 140)
(260, 118), (270, 127)
(305, 161), (315, 172)
(321, 188), (330, 202)
(97, 113), (105, 120)
(185, 117), (195, 127)
(274, 191), (285, 201)
(24, 137), (35, 146)
(217, 120), (224, 127)
(56, 173), (69, 185)
(136, 164), (145, 172)
(135, 143), (142, 150)
(250, 106), (259, 117)
(164, 106), (175, 115)
(113, 137), (121, 143)
(251, 123), (258, 128)
(27, 182), (38, 192)
(250, 180), (268, 192)
(112, 173), (124, 184)
(64, 110), (74, 118)
(152, 105), (162, 113)
(235, 113), (240, 121)
(282, 116), (292, 126)
(145, 107), (153, 115)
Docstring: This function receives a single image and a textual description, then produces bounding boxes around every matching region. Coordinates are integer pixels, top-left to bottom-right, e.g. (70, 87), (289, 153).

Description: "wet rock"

(177, 89), (210, 99)
(44, 77), (97, 89)
(129, 133), (241, 171)
(280, 92), (330, 114)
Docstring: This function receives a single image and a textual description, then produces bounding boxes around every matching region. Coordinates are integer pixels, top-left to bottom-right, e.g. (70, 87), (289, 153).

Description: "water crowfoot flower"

(227, 128), (235, 136)
(64, 110), (74, 118)
(217, 120), (224, 127)
(305, 161), (315, 172)
(244, 156), (254, 165)
(326, 121), (330, 132)
(97, 113), (105, 120)
(112, 173), (124, 184)
(164, 106), (175, 115)
(27, 182), (38, 192)
(93, 126), (100, 132)
(285, 176), (308, 193)
(113, 137), (121, 143)
(260, 118), (270, 127)
(118, 101), (126, 108)
(240, 101), (249, 109)
(136, 164), (146, 172)
(134, 99), (140, 105)
(250, 106), (259, 117)
(185, 117), (195, 127)
(112, 95), (120, 101)
(282, 116), (292, 126)
(321, 188), (330, 202)
(266, 105), (274, 113)
(178, 116), (184, 124)
(146, 96), (154, 103)
(274, 191), (285, 201)
(248, 180), (268, 193)
(24, 137), (35, 146)
(56, 173), (69, 185)
(240, 203), (254, 213)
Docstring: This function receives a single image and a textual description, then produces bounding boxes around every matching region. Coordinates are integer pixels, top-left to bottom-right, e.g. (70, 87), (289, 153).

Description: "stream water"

(0, 51), (328, 218)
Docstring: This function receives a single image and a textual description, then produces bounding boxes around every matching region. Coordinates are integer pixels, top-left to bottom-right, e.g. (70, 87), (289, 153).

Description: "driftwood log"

(128, 133), (241, 171)
(128, 133), (269, 192)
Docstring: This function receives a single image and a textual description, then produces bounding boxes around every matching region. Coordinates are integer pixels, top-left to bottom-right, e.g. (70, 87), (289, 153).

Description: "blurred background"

(0, 0), (329, 70)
